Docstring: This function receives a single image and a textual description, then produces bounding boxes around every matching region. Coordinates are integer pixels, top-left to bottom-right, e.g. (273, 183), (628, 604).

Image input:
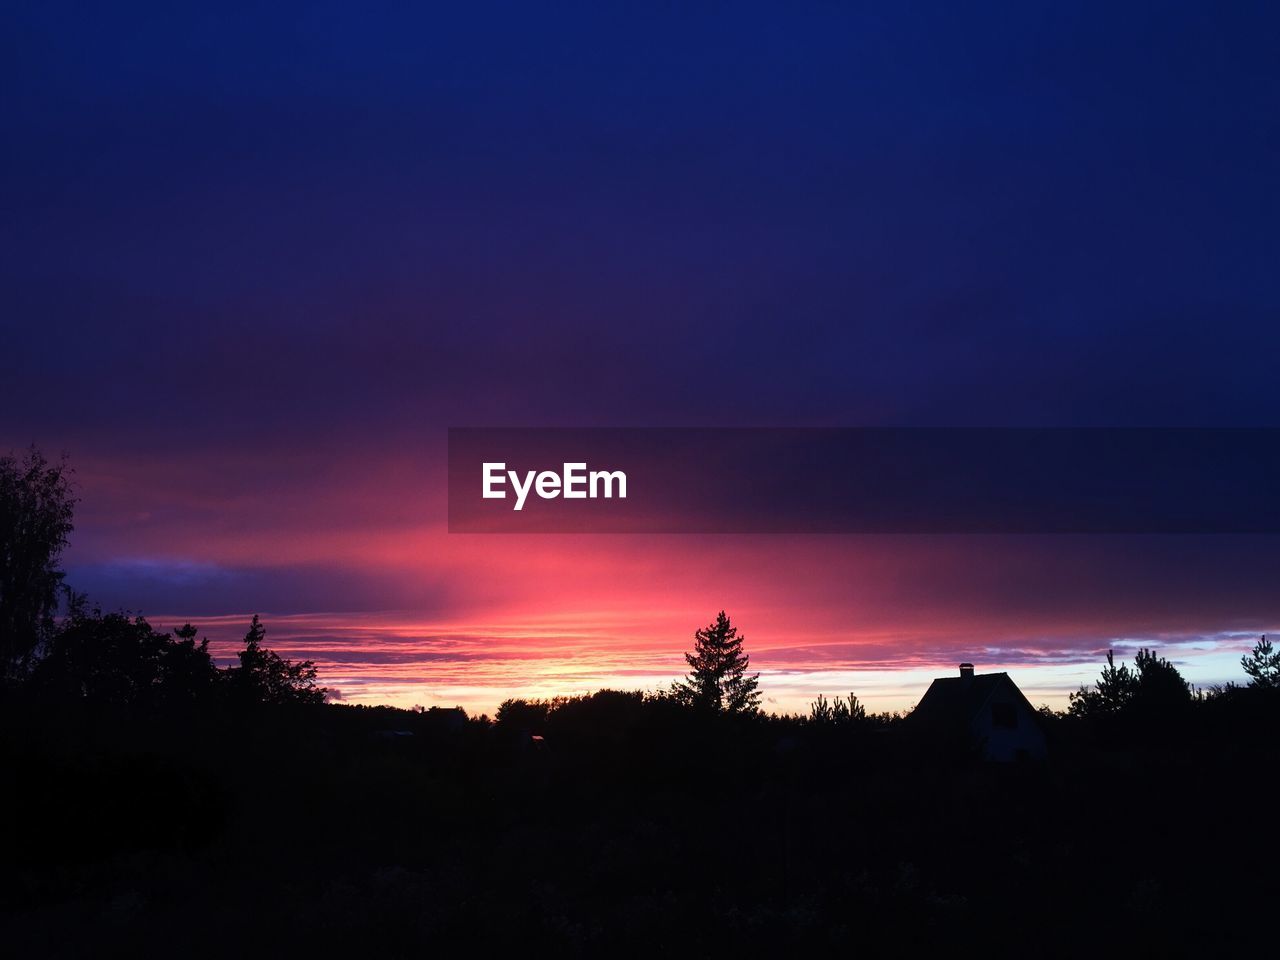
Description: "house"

(911, 663), (1048, 762)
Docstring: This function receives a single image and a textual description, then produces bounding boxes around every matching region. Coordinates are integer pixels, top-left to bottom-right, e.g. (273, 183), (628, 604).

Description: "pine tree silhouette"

(1242, 635), (1280, 689)
(672, 610), (761, 714)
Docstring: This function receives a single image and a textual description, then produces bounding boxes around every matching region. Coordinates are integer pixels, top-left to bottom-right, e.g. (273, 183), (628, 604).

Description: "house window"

(991, 702), (1017, 728)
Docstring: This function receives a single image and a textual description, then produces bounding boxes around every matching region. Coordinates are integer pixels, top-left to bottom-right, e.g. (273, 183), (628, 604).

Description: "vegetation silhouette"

(2, 447), (1278, 954)
(0, 447), (75, 679)
(1068, 647), (1193, 718)
(228, 613), (327, 705)
(670, 609), (761, 713)
(32, 606), (218, 708)
(807, 691), (868, 726)
(1241, 634), (1279, 688)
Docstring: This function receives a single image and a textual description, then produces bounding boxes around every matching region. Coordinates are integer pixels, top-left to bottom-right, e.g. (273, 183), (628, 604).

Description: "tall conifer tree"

(672, 610), (761, 714)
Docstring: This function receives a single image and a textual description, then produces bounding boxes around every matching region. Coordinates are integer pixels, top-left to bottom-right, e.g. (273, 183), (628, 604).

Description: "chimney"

(959, 663), (975, 679)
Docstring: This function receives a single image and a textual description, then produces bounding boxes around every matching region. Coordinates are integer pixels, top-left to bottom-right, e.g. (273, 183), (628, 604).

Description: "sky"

(3, 2), (1279, 714)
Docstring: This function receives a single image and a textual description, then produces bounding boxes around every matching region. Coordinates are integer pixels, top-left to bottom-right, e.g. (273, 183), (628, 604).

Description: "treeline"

(485, 637), (1280, 736)
(5, 447), (1278, 731)
(30, 606), (326, 709)
(2, 448), (323, 709)
(14, 601), (1280, 736)
(1064, 638), (1280, 717)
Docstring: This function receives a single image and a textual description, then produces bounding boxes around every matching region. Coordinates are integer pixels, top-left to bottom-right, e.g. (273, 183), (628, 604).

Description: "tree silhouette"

(231, 614), (326, 705)
(1132, 647), (1191, 709)
(1241, 636), (1280, 689)
(808, 692), (867, 726)
(1069, 647), (1190, 717)
(0, 447), (76, 679)
(1069, 649), (1138, 717)
(671, 610), (761, 714)
(33, 608), (217, 706)
(495, 697), (552, 734)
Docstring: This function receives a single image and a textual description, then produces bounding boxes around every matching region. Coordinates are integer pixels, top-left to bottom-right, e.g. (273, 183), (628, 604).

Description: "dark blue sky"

(4, 1), (1278, 443)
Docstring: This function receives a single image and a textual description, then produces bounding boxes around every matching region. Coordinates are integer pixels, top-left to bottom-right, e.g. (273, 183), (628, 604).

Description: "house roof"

(911, 672), (1037, 726)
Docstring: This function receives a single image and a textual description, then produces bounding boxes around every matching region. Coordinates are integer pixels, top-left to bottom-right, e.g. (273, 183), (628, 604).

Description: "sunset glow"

(47, 447), (1276, 714)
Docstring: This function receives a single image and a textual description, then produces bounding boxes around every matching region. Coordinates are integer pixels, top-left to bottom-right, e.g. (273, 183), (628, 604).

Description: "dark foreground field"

(2, 689), (1274, 957)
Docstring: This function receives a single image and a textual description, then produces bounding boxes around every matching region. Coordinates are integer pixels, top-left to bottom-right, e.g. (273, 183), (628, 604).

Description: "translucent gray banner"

(448, 428), (1280, 533)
